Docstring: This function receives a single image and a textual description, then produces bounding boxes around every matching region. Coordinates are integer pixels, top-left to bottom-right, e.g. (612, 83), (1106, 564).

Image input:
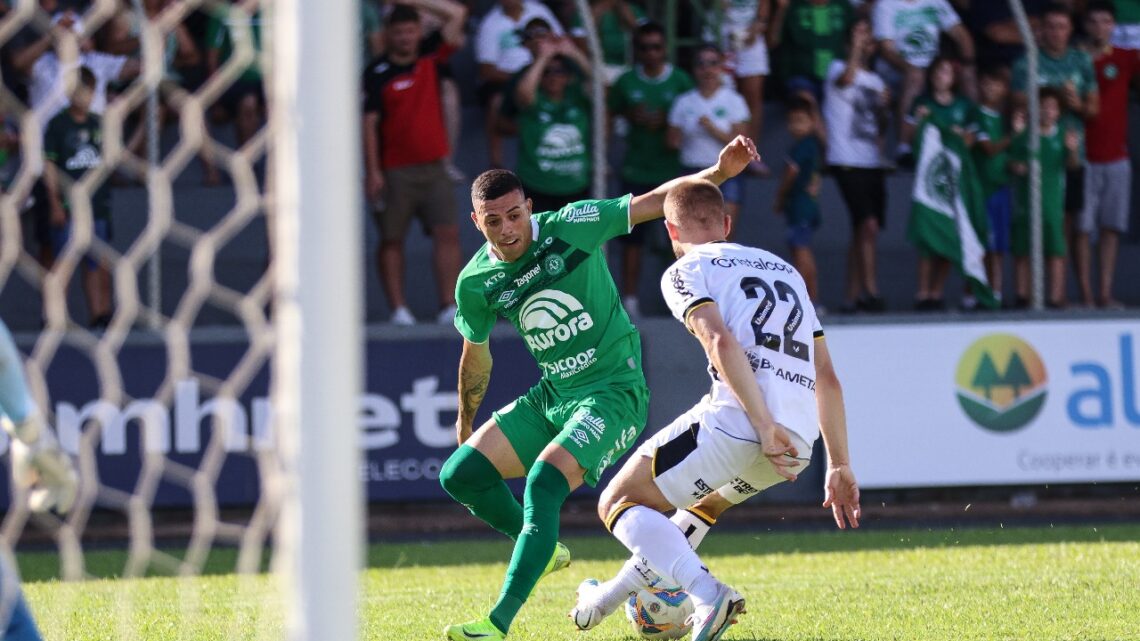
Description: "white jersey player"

(573, 179), (861, 641)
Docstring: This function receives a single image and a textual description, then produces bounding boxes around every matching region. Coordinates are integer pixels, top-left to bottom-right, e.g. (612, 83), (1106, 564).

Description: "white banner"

(828, 319), (1140, 488)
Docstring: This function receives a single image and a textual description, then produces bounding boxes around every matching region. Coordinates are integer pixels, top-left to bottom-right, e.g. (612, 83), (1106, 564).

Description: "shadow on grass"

(369, 522), (1140, 570)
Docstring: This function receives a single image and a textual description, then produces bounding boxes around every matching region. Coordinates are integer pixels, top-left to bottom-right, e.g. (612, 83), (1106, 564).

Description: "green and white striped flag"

(907, 121), (998, 309)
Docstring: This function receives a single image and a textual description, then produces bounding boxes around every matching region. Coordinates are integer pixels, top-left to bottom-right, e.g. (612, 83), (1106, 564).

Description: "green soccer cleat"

(444, 617), (506, 641)
(527, 541), (571, 598)
(541, 541), (572, 579)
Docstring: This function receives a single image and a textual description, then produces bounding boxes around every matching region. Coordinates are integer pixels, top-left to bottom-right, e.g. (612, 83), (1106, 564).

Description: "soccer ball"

(623, 584), (695, 640)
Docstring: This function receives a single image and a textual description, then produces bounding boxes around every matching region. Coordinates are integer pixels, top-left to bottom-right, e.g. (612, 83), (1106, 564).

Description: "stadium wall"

(5, 317), (1139, 508)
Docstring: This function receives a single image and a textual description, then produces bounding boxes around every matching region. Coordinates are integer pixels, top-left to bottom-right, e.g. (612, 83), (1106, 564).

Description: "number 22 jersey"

(661, 242), (823, 444)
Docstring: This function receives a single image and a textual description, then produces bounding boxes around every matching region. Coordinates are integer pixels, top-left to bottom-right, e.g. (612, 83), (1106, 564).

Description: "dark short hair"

(518, 17), (553, 41)
(664, 179), (724, 229)
(1043, 2), (1073, 20)
(471, 169), (524, 204)
(77, 66), (96, 90)
(786, 96), (814, 117)
(846, 16), (870, 46)
(387, 4), (419, 27)
(634, 21), (666, 44)
(979, 64), (1010, 83)
(1039, 86), (1064, 105)
(1086, 0), (1117, 18)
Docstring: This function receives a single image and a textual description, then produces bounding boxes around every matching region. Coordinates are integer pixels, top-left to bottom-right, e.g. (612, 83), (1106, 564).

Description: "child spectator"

(668, 44), (750, 235)
(775, 97), (824, 305)
(873, 0), (977, 161)
(823, 17), (890, 312)
(904, 56), (977, 311)
(608, 22), (693, 316)
(971, 66), (1015, 308)
(1009, 88), (1080, 309)
(42, 67), (113, 328)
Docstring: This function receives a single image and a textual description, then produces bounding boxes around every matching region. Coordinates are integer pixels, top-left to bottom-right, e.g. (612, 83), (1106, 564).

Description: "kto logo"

(519, 289), (594, 351)
(955, 334), (1047, 433)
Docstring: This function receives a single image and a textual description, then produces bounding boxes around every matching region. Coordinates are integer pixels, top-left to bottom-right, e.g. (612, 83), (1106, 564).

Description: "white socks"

(596, 509), (715, 611)
(611, 506), (720, 605)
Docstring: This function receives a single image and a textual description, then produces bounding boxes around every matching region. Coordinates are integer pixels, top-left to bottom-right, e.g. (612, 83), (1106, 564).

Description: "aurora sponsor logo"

(519, 289), (595, 352)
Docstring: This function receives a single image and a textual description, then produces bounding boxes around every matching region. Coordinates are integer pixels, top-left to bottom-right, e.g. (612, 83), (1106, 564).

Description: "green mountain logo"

(955, 334), (1048, 433)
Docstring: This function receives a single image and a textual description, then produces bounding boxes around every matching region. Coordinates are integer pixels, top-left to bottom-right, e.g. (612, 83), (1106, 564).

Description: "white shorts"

(724, 30), (769, 77)
(1082, 159), (1132, 233)
(635, 402), (813, 510)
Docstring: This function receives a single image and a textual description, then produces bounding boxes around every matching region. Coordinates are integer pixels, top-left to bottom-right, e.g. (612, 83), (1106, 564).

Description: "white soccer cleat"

(568, 578), (610, 631)
(687, 583), (746, 641)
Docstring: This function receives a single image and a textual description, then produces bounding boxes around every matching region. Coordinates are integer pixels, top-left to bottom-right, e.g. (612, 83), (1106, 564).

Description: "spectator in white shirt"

(667, 44), (750, 236)
(824, 17), (890, 312)
(29, 12), (139, 128)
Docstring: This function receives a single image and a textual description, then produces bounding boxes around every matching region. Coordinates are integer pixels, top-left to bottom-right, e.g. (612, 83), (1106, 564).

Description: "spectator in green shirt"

(203, 1), (264, 185)
(769, 0), (854, 102)
(970, 65), (1015, 307)
(1009, 88), (1081, 308)
(904, 56), (978, 312)
(607, 22), (694, 316)
(503, 24), (594, 212)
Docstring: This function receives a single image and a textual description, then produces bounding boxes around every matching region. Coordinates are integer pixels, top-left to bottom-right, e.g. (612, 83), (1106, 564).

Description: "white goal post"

(271, 1), (363, 641)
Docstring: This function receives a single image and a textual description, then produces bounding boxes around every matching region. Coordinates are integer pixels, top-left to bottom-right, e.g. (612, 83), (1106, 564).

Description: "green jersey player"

(441, 137), (761, 641)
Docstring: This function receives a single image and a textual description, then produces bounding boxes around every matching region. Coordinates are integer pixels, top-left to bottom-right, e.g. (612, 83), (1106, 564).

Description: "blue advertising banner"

(3, 321), (827, 509)
(0, 332), (541, 508)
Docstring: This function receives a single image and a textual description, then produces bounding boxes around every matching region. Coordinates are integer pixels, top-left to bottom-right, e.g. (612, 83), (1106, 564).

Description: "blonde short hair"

(664, 179), (725, 230)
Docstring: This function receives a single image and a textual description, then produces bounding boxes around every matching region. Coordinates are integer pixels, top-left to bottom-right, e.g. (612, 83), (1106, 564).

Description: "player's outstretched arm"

(0, 321), (77, 514)
(628, 135), (760, 226)
(686, 305), (799, 479)
(456, 339), (493, 445)
(814, 337), (861, 529)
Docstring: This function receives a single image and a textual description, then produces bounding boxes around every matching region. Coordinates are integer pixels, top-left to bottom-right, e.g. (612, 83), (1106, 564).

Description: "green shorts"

(493, 377), (650, 486)
(1011, 210), (1066, 258)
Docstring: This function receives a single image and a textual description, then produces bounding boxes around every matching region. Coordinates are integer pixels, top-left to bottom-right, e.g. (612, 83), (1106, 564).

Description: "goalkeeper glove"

(4, 412), (78, 514)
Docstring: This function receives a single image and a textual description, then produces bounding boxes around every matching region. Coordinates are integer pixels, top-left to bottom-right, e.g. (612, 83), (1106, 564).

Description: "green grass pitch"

(18, 523), (1140, 641)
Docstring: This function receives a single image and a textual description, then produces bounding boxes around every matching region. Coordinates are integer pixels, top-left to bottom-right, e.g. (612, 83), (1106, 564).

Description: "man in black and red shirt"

(1079, 1), (1138, 309)
(363, 0), (466, 325)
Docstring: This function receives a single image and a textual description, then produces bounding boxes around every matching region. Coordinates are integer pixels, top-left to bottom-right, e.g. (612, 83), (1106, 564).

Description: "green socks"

(489, 460), (571, 634)
(439, 445), (524, 540)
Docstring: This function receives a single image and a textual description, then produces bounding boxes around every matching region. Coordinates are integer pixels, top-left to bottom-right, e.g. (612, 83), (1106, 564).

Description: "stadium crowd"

(0, 0), (1137, 327)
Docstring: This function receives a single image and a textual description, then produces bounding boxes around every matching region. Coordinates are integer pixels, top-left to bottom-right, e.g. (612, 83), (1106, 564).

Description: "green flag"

(907, 121), (998, 309)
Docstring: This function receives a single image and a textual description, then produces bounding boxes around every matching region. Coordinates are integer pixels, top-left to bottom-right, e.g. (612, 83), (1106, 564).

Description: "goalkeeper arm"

(0, 321), (77, 514)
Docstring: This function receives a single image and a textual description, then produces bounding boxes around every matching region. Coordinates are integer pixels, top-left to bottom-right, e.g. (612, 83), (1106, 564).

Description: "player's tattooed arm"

(456, 339), (493, 445)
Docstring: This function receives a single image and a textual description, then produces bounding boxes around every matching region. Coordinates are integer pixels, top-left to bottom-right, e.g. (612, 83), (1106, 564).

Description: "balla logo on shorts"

(519, 289), (594, 351)
(955, 334), (1048, 433)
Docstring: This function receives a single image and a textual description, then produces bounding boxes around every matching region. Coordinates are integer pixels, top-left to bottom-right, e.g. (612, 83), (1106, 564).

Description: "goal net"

(0, 1), (361, 639)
